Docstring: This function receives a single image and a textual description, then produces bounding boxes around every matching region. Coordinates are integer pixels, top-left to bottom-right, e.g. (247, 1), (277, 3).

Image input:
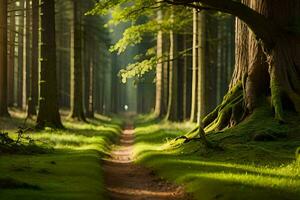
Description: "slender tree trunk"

(17, 0), (24, 108)
(8, 5), (15, 107)
(36, 0), (63, 128)
(69, 0), (86, 121)
(197, 11), (207, 123)
(154, 8), (165, 118)
(27, 0), (39, 117)
(190, 8), (198, 122)
(0, 0), (10, 117)
(22, 0), (31, 110)
(166, 30), (179, 121)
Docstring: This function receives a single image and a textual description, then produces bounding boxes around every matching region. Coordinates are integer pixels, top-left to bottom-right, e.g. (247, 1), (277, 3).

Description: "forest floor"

(0, 110), (122, 200)
(103, 122), (192, 200)
(133, 109), (300, 200)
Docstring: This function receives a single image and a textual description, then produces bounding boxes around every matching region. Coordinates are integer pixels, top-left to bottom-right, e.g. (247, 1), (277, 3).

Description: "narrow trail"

(103, 123), (192, 200)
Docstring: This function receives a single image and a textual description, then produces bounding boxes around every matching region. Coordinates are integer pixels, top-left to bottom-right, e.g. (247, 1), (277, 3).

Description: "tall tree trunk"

(69, 0), (86, 121)
(17, 0), (24, 108)
(166, 30), (179, 121)
(154, 8), (165, 118)
(190, 8), (198, 122)
(22, 0), (31, 110)
(27, 0), (39, 117)
(36, 0), (63, 128)
(8, 4), (15, 107)
(197, 11), (207, 123)
(0, 0), (10, 117)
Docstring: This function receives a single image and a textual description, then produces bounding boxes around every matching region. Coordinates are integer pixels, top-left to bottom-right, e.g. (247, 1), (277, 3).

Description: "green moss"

(134, 112), (300, 200)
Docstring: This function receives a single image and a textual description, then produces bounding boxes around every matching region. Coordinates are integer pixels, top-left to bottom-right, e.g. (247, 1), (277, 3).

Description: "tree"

(197, 11), (207, 123)
(164, 0), (300, 130)
(22, 0), (31, 110)
(7, 0), (15, 107)
(17, 0), (24, 108)
(190, 8), (198, 122)
(36, 0), (63, 128)
(0, 0), (10, 117)
(27, 0), (39, 117)
(154, 8), (166, 118)
(69, 0), (86, 121)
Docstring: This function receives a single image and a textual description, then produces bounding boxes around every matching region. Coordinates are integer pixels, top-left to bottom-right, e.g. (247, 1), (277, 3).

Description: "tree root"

(203, 82), (246, 132)
(175, 126), (223, 151)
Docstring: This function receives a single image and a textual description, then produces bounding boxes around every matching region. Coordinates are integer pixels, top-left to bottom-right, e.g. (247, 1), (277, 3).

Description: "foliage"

(89, 0), (192, 81)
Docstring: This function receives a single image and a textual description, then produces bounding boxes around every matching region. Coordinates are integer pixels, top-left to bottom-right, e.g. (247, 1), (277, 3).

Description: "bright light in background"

(124, 105), (129, 111)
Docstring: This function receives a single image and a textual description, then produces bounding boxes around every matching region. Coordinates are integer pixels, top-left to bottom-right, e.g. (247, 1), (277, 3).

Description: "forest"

(0, 0), (299, 200)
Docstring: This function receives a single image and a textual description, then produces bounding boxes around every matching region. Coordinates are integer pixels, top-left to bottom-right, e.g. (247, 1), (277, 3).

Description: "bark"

(86, 54), (94, 118)
(17, 0), (24, 108)
(69, 0), (86, 121)
(166, 29), (179, 121)
(23, 0), (31, 110)
(0, 0), (10, 117)
(36, 0), (63, 129)
(190, 8), (198, 122)
(27, 0), (39, 117)
(169, 0), (300, 128)
(197, 11), (207, 123)
(154, 8), (166, 118)
(8, 5), (15, 107)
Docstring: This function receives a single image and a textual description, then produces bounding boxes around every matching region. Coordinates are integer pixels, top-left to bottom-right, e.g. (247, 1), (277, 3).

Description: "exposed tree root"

(203, 82), (246, 132)
(175, 126), (223, 151)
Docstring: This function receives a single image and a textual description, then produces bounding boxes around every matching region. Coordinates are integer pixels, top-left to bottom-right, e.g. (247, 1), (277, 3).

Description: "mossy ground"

(0, 111), (122, 200)
(134, 109), (300, 200)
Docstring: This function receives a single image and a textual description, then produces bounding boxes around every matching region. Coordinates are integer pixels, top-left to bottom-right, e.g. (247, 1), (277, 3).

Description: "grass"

(133, 108), (300, 200)
(0, 112), (122, 200)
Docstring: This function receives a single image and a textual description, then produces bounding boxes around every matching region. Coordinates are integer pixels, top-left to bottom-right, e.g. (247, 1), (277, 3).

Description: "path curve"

(103, 124), (192, 200)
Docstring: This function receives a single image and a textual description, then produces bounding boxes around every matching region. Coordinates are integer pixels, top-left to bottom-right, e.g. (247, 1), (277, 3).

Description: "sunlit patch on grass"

(133, 114), (300, 200)
(0, 116), (122, 200)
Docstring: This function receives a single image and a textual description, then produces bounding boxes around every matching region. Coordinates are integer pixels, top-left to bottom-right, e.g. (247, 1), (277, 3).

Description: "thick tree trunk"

(200, 0), (300, 131)
(69, 0), (86, 121)
(0, 0), (10, 117)
(36, 0), (63, 128)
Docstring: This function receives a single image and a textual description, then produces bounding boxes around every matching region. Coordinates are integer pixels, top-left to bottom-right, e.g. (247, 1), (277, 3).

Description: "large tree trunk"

(36, 0), (63, 128)
(200, 0), (300, 131)
(0, 0), (10, 117)
(69, 0), (86, 121)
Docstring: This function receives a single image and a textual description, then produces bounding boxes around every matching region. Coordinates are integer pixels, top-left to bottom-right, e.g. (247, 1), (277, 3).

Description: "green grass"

(0, 114), (122, 200)
(134, 109), (300, 200)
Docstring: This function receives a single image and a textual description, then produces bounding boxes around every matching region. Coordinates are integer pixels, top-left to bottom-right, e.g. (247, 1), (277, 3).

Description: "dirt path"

(103, 124), (192, 200)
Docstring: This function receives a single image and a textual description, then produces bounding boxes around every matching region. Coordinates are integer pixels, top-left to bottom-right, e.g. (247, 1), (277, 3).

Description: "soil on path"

(103, 124), (192, 200)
